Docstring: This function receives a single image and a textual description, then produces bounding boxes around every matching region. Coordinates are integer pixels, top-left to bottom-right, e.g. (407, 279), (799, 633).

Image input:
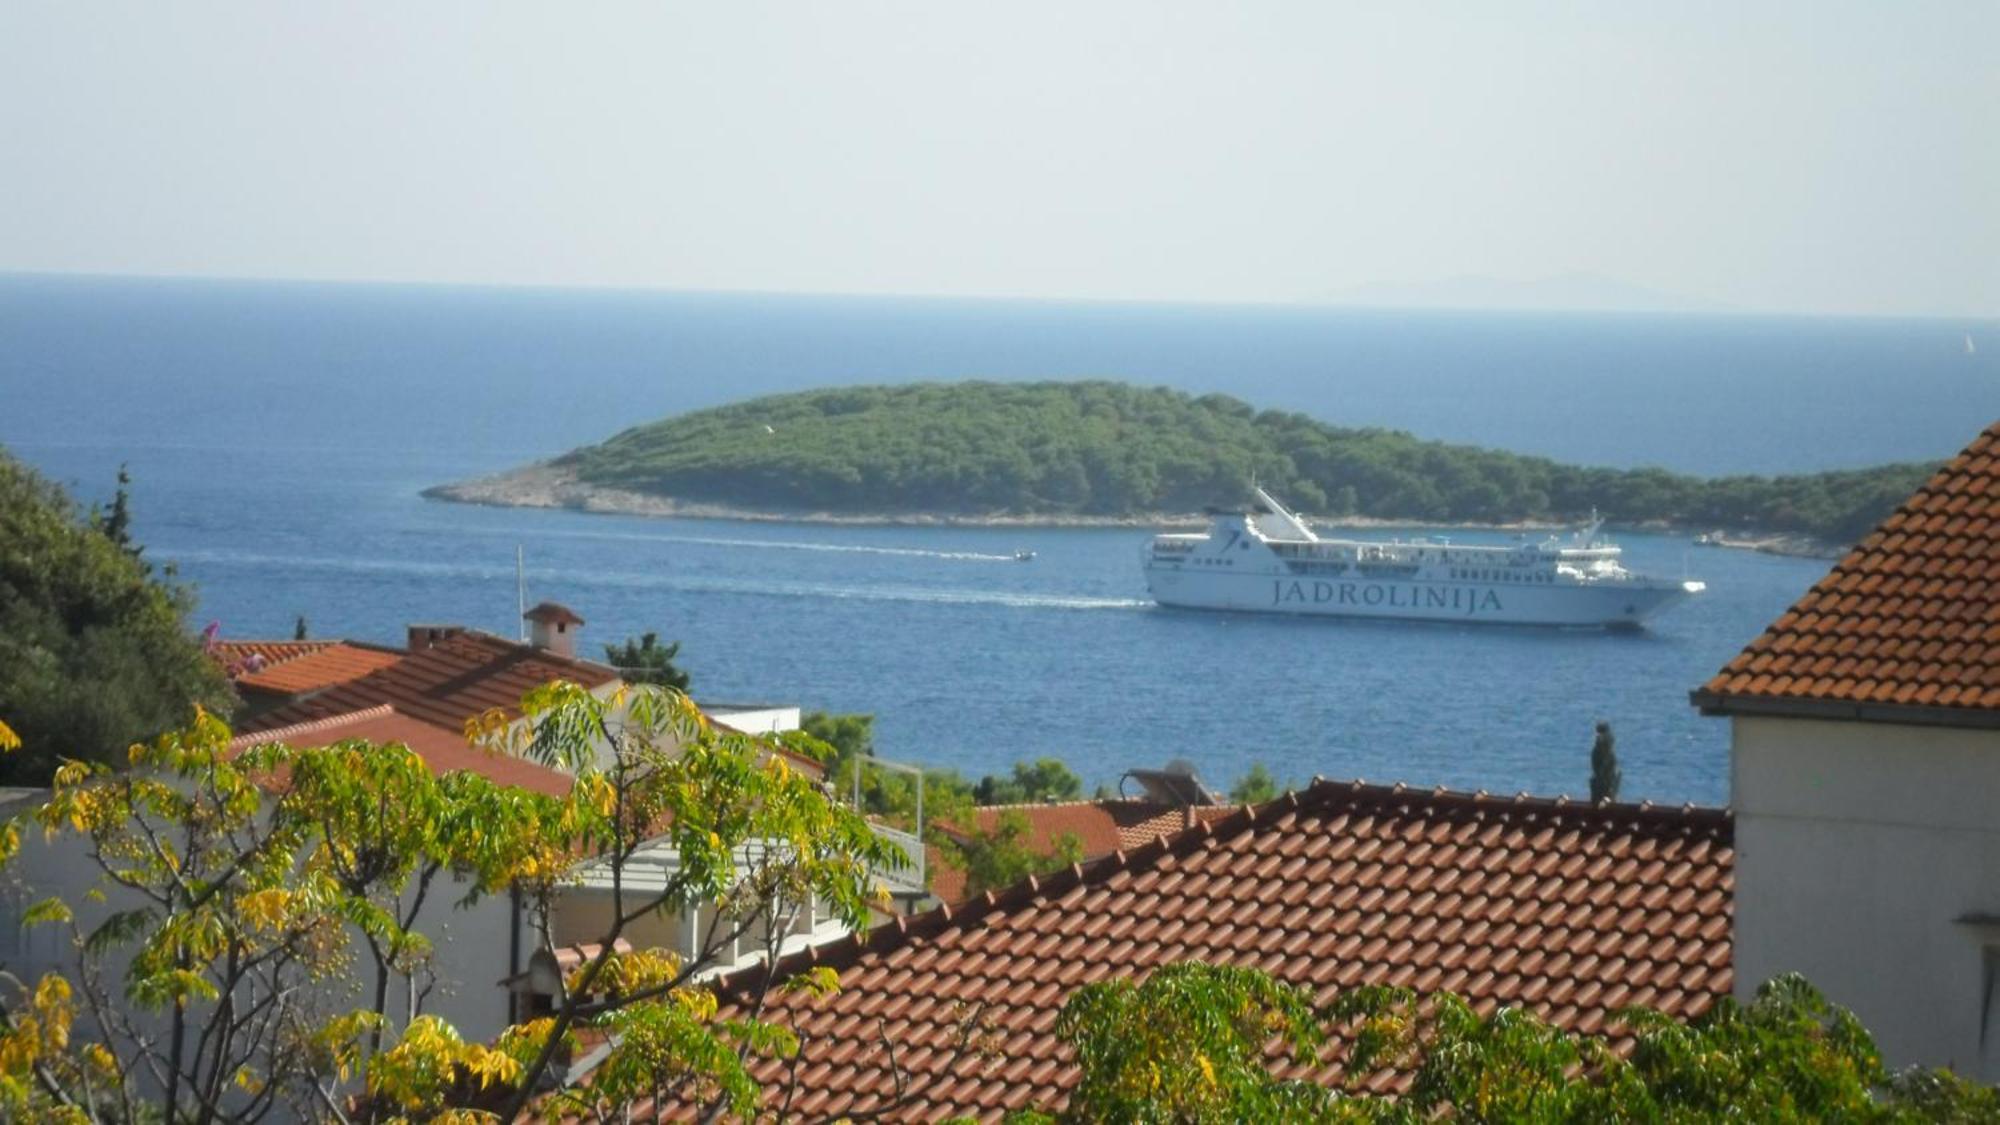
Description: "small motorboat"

(1013, 550), (1036, 562)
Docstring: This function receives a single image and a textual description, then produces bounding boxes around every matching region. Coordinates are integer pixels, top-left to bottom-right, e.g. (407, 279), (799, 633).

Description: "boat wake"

(161, 548), (513, 582)
(458, 525), (1026, 563)
(161, 548), (1144, 613)
(586, 571), (1150, 612)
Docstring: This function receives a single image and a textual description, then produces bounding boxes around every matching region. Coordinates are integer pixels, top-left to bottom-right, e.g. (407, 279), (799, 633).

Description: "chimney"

(522, 602), (584, 660)
(407, 624), (464, 653)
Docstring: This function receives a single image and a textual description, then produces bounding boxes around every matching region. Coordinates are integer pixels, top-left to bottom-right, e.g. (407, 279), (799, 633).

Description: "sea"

(3, 274), (1995, 807)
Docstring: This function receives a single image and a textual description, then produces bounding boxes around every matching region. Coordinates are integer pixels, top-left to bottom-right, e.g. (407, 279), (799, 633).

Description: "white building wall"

(407, 883), (521, 1043)
(1730, 715), (2000, 1081)
(704, 704), (802, 736)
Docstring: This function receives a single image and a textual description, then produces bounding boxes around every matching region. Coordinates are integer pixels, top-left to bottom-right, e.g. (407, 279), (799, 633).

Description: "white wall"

(406, 881), (521, 1043)
(1730, 715), (2000, 1081)
(704, 704), (801, 736)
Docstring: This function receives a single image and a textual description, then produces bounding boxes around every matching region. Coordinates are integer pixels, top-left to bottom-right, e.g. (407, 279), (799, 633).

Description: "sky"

(2, 2), (1994, 317)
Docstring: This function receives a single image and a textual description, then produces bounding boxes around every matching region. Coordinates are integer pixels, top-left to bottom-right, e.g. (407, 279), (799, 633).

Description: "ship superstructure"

(1144, 488), (1703, 628)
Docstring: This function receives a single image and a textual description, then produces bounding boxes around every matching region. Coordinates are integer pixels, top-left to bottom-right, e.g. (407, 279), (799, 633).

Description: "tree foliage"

(1229, 764), (1282, 805)
(602, 631), (691, 691)
(973, 758), (1083, 806)
(1019, 964), (2000, 1123)
(938, 810), (1085, 900)
(555, 381), (1933, 541)
(1045, 962), (1337, 1124)
(1589, 721), (1621, 804)
(0, 451), (234, 783)
(803, 716), (1091, 900)
(0, 682), (905, 1122)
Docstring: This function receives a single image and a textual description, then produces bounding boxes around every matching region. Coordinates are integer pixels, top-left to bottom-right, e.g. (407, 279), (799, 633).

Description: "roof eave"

(1691, 689), (2000, 732)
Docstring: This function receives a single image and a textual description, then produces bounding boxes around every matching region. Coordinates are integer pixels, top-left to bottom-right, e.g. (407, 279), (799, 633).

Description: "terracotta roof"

(230, 705), (574, 797)
(524, 601), (585, 626)
(210, 639), (335, 670)
(232, 642), (405, 697)
(928, 800), (1231, 905)
(703, 780), (1734, 1120)
(1694, 421), (2000, 725)
(240, 630), (621, 736)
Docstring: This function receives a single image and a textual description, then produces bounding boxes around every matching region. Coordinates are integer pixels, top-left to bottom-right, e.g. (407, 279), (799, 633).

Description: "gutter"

(1690, 690), (2000, 732)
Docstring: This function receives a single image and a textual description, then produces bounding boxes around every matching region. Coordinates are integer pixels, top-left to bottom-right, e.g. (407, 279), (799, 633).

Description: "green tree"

(974, 757), (1083, 805)
(0, 682), (906, 1122)
(1020, 963), (2000, 1123)
(800, 711), (874, 781)
(803, 711), (979, 830)
(94, 464), (138, 560)
(527, 380), (1933, 542)
(1589, 721), (1621, 803)
(603, 631), (691, 690)
(0, 451), (233, 782)
(938, 810), (1085, 899)
(1039, 962), (1341, 1123)
(0, 707), (585, 1122)
(1229, 763), (1281, 805)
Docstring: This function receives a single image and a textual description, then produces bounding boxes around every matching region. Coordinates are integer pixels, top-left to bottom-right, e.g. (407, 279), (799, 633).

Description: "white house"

(1692, 420), (2000, 1082)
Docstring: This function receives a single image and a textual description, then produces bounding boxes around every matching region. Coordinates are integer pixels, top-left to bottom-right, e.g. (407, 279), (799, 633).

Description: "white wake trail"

(461, 525), (1025, 563)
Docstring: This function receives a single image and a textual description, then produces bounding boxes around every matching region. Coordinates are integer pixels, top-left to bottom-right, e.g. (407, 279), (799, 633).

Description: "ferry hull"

(1145, 568), (1696, 628)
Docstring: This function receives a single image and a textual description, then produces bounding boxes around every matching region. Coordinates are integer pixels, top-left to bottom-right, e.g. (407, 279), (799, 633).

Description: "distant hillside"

(503, 382), (1934, 544)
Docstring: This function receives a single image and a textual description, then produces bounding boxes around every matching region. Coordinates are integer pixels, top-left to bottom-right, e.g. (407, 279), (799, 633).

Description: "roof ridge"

(456, 628), (621, 677)
(971, 797), (1175, 813)
(715, 776), (1731, 1001)
(1286, 776), (1734, 829)
(227, 704), (401, 748)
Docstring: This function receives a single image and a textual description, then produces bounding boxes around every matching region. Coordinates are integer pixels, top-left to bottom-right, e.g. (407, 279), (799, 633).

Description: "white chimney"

(522, 602), (583, 660)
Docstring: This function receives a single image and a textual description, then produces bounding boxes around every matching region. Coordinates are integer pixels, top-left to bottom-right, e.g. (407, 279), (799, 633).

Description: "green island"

(439, 380), (1936, 546)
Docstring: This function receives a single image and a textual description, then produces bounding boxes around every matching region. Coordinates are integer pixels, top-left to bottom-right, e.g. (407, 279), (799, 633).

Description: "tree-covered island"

(429, 381), (1936, 548)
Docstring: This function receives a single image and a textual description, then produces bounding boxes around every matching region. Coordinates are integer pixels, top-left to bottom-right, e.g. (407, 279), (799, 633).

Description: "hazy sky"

(3, 2), (1994, 316)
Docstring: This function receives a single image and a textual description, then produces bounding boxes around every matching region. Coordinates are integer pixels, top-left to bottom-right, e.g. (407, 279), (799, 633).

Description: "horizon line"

(4, 267), (1991, 325)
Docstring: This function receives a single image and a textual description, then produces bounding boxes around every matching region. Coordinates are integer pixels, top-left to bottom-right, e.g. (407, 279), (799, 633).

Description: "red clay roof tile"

(230, 641), (405, 696)
(684, 780), (1733, 1121)
(228, 705), (572, 796)
(1695, 422), (2000, 723)
(240, 630), (619, 735)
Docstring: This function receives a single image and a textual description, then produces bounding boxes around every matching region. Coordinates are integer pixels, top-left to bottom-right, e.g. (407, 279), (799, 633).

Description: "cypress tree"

(1590, 721), (1622, 803)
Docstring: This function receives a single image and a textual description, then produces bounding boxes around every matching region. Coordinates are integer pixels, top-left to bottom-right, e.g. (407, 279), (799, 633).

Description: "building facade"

(1695, 420), (2000, 1082)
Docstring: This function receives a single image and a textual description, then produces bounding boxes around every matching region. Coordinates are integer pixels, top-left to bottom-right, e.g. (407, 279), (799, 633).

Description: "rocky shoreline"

(421, 463), (1842, 558)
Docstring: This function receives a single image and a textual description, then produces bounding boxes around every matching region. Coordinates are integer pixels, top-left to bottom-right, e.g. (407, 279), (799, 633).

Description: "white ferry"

(1144, 488), (1704, 628)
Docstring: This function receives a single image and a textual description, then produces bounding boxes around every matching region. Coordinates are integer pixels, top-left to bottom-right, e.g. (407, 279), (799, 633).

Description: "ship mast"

(1250, 485), (1318, 542)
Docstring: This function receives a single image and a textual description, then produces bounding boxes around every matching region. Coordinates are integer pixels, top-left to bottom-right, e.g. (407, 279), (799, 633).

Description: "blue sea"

(4, 274), (1995, 806)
